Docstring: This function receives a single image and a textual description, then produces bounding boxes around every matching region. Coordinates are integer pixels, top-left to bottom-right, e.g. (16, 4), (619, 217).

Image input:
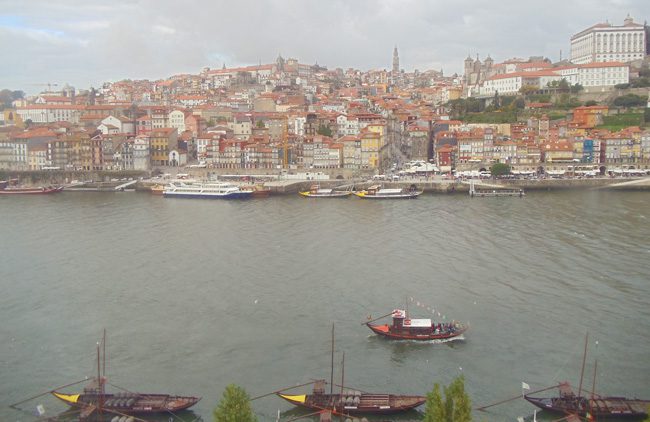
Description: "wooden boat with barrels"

(365, 309), (467, 341)
(278, 380), (426, 415)
(524, 335), (650, 419)
(477, 334), (649, 420)
(271, 325), (425, 417)
(50, 331), (200, 418)
(52, 389), (200, 415)
(524, 382), (650, 419)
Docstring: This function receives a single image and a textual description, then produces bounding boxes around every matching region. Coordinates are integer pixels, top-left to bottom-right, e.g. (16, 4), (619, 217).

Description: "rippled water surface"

(1, 190), (649, 421)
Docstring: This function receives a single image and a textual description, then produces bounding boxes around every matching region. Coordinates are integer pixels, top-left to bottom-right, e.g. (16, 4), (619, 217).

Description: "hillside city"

(1, 15), (650, 178)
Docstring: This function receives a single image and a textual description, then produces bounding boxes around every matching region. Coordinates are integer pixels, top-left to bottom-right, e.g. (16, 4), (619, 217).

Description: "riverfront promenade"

(3, 169), (650, 194)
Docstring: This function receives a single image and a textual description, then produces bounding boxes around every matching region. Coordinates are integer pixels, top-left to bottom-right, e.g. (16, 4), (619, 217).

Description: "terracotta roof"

(579, 61), (628, 69)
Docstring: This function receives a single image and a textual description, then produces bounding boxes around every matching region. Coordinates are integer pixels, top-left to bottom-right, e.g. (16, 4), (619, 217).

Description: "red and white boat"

(365, 309), (468, 341)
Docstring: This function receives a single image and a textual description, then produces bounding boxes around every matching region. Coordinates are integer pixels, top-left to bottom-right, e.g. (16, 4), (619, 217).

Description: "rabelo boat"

(278, 380), (426, 415)
(365, 309), (468, 341)
(51, 332), (200, 418)
(273, 325), (425, 416)
(523, 335), (650, 419)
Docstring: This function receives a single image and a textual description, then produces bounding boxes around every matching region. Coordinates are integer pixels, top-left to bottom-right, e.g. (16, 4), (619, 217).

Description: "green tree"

(490, 163), (511, 177)
(256, 120), (265, 129)
(613, 94), (646, 108)
(570, 83), (583, 94)
(424, 383), (445, 422)
(585, 100), (598, 107)
(423, 375), (472, 422)
(317, 124), (333, 137)
(213, 384), (257, 422)
(644, 108), (650, 124)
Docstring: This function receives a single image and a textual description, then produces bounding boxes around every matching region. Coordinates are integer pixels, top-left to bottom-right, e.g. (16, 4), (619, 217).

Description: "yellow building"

(366, 123), (386, 149)
(360, 131), (380, 169)
(2, 109), (24, 127)
(28, 144), (48, 170)
(150, 128), (179, 166)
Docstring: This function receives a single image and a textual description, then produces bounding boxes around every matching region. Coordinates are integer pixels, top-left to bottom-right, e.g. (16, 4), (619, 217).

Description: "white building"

(16, 105), (83, 124)
(133, 136), (150, 171)
(98, 115), (134, 135)
(479, 71), (564, 96)
(554, 62), (629, 90)
(570, 15), (647, 64)
(168, 110), (187, 134)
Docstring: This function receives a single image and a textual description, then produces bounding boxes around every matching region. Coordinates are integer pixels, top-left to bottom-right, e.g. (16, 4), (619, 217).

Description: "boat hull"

(367, 323), (467, 341)
(278, 393), (425, 415)
(299, 191), (352, 198)
(52, 391), (201, 415)
(354, 192), (421, 199)
(163, 191), (252, 199)
(525, 395), (650, 419)
(0, 186), (63, 195)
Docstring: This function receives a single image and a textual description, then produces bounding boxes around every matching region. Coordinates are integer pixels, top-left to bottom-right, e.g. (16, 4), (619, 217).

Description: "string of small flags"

(408, 296), (446, 320)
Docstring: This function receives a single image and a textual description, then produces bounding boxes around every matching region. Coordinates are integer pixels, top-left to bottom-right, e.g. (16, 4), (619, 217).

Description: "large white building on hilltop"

(570, 15), (648, 64)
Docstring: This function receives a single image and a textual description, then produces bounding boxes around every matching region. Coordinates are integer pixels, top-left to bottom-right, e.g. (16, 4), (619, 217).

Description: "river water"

(1, 190), (649, 422)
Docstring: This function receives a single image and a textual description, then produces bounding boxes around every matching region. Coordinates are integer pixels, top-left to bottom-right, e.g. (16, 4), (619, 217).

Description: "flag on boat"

(36, 404), (45, 416)
(522, 382), (530, 390)
(517, 417), (525, 422)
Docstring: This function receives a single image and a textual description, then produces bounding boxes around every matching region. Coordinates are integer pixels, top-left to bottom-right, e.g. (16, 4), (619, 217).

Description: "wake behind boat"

(354, 185), (422, 199)
(163, 181), (252, 199)
(366, 309), (467, 341)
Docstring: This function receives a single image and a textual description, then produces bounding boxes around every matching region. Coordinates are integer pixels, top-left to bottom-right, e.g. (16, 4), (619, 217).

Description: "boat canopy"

(403, 318), (431, 328)
(392, 309), (406, 318)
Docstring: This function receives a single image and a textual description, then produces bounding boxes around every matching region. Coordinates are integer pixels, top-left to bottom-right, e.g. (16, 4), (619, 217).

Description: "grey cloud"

(1, 0), (648, 91)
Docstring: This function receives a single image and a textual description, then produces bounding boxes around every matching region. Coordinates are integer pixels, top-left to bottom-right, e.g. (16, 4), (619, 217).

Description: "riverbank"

(4, 170), (650, 194)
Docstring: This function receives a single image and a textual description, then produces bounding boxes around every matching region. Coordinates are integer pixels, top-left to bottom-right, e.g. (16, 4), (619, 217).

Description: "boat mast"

(340, 352), (345, 402)
(591, 359), (598, 399)
(102, 329), (106, 380)
(330, 324), (334, 395)
(97, 342), (103, 421)
(578, 333), (588, 398)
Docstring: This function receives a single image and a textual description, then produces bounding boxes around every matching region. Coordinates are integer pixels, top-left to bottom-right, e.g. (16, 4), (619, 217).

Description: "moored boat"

(163, 181), (252, 199)
(524, 382), (650, 419)
(0, 186), (63, 195)
(52, 390), (201, 415)
(273, 326), (426, 416)
(277, 380), (425, 415)
(299, 184), (352, 198)
(523, 335), (650, 419)
(354, 185), (421, 199)
(365, 309), (467, 341)
(150, 184), (165, 195)
(49, 331), (201, 418)
(242, 184), (272, 198)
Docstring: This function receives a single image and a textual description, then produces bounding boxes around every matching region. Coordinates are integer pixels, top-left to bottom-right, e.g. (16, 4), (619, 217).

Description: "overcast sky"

(1, 0), (648, 93)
